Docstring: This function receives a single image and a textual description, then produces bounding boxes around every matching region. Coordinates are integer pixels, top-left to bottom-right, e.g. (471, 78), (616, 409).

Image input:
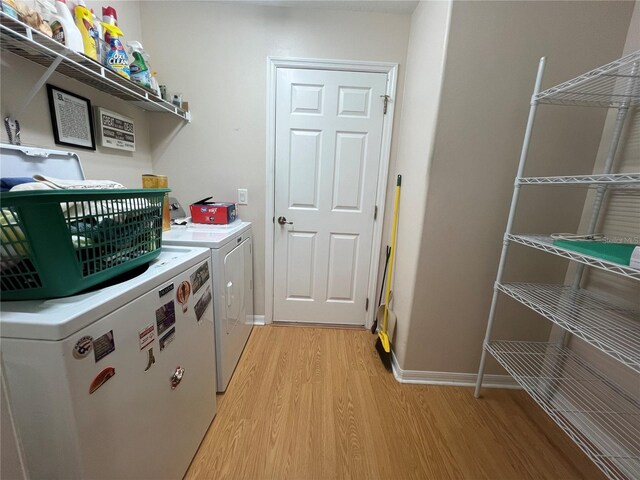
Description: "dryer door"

(223, 239), (248, 334)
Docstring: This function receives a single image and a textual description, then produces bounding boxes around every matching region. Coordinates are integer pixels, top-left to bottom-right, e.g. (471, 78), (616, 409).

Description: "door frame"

(265, 57), (398, 328)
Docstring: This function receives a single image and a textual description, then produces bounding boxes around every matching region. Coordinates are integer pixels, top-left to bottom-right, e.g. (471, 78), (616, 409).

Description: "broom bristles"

(375, 337), (392, 371)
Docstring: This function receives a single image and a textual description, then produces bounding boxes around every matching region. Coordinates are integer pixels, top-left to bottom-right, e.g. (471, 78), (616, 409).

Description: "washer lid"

(0, 143), (85, 180)
(0, 246), (210, 341)
(163, 220), (251, 249)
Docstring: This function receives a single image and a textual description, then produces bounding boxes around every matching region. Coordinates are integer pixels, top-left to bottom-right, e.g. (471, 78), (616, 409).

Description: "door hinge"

(365, 297), (369, 311)
(380, 95), (390, 114)
(374, 205), (378, 220)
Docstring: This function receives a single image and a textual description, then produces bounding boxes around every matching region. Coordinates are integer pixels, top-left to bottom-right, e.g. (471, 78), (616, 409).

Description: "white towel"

(10, 175), (125, 191)
(10, 176), (150, 221)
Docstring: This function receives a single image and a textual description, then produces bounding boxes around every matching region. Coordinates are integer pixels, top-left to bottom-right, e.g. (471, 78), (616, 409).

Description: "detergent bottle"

(127, 41), (152, 90)
(90, 9), (105, 62)
(150, 70), (161, 97)
(49, 0), (83, 52)
(74, 3), (98, 60)
(101, 5), (117, 42)
(101, 23), (129, 79)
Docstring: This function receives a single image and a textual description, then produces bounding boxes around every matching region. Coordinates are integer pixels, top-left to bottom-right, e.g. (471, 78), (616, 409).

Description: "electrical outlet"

(238, 188), (248, 205)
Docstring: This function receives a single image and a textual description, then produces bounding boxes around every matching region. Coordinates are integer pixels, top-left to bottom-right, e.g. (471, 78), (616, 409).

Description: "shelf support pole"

(562, 60), (638, 346)
(475, 57), (546, 398)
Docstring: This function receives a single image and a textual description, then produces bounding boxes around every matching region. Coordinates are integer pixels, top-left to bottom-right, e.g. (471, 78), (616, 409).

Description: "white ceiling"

(235, 0), (420, 15)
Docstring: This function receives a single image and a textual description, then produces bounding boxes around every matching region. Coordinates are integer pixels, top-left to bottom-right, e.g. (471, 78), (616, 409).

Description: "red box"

(190, 198), (237, 224)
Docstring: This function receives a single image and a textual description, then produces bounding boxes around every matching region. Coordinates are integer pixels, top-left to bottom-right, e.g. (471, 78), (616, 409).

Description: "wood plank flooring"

(185, 326), (604, 480)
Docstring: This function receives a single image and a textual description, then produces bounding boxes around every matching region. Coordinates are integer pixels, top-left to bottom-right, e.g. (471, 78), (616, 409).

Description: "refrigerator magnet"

(73, 335), (93, 359)
(176, 281), (191, 313)
(156, 301), (176, 336)
(144, 348), (156, 372)
(158, 283), (174, 298)
(93, 331), (115, 362)
(194, 286), (212, 322)
(139, 323), (155, 350)
(159, 327), (176, 351)
(190, 263), (210, 295)
(89, 367), (115, 394)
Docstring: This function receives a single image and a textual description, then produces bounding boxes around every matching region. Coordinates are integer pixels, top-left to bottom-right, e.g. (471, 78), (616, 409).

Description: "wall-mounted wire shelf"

(497, 283), (640, 373)
(518, 173), (640, 188)
(534, 50), (640, 108)
(0, 12), (190, 121)
(485, 341), (639, 480)
(508, 234), (640, 280)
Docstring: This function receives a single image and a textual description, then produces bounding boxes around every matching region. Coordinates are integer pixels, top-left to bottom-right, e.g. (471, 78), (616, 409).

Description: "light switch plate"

(238, 188), (248, 205)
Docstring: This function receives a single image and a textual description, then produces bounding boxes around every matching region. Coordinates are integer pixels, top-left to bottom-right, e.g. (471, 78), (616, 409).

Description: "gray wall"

(381, 0), (451, 367)
(399, 0), (634, 373)
(139, 2), (412, 317)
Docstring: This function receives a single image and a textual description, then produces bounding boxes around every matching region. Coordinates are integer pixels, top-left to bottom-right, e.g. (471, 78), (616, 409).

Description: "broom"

(376, 175), (401, 371)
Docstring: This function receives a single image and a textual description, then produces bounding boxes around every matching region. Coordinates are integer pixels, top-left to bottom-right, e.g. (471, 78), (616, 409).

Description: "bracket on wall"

(4, 56), (62, 145)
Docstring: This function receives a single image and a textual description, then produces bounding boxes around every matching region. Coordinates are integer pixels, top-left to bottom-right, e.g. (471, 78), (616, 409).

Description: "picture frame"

(95, 107), (136, 152)
(46, 84), (96, 150)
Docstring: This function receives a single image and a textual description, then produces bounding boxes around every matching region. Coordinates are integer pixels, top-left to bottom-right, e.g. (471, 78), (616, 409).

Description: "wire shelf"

(485, 341), (640, 480)
(0, 13), (190, 120)
(535, 50), (640, 107)
(508, 234), (640, 280)
(497, 283), (640, 373)
(518, 173), (640, 188)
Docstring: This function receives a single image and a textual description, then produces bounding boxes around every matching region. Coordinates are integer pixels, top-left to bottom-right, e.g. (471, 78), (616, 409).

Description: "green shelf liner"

(552, 240), (638, 266)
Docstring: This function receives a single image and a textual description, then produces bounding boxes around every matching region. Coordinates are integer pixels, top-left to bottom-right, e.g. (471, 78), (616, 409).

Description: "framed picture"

(46, 84), (96, 150)
(95, 107), (136, 151)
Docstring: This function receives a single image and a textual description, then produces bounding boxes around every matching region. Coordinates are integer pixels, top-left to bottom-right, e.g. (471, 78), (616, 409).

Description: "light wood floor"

(186, 326), (603, 480)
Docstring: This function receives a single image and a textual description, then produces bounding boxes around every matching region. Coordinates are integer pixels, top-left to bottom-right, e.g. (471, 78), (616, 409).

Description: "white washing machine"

(163, 220), (253, 391)
(0, 246), (217, 480)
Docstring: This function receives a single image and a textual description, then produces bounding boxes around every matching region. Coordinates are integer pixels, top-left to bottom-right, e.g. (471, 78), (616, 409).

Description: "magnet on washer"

(176, 281), (192, 313)
(73, 335), (93, 359)
(144, 348), (156, 372)
(89, 367), (115, 394)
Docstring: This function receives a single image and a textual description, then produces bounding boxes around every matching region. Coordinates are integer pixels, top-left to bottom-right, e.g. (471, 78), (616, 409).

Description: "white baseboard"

(252, 315), (266, 326)
(391, 352), (520, 389)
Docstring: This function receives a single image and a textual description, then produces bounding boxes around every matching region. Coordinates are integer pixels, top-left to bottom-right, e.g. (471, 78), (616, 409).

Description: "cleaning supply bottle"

(127, 41), (152, 89)
(1, 0), (20, 20)
(90, 8), (105, 62)
(101, 5), (117, 44)
(74, 3), (97, 60)
(150, 70), (161, 97)
(102, 5), (116, 24)
(102, 6), (128, 50)
(101, 23), (129, 79)
(49, 0), (83, 53)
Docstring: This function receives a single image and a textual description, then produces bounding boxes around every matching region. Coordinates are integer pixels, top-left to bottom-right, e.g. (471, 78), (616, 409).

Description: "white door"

(274, 68), (387, 325)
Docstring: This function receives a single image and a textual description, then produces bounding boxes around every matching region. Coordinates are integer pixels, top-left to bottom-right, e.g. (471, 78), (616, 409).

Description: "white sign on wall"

(95, 107), (136, 152)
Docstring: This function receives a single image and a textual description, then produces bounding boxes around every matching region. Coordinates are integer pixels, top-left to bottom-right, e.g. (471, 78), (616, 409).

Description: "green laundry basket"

(0, 188), (169, 300)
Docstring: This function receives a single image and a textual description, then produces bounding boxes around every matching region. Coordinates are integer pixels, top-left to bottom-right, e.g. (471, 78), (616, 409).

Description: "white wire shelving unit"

(535, 51), (640, 107)
(497, 283), (640, 373)
(486, 341), (640, 480)
(475, 50), (640, 480)
(0, 12), (190, 121)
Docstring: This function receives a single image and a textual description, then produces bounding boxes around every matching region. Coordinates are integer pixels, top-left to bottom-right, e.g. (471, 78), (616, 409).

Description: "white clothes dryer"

(163, 220), (253, 391)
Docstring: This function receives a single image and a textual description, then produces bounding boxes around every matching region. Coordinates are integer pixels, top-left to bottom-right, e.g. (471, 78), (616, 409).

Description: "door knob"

(277, 216), (293, 225)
